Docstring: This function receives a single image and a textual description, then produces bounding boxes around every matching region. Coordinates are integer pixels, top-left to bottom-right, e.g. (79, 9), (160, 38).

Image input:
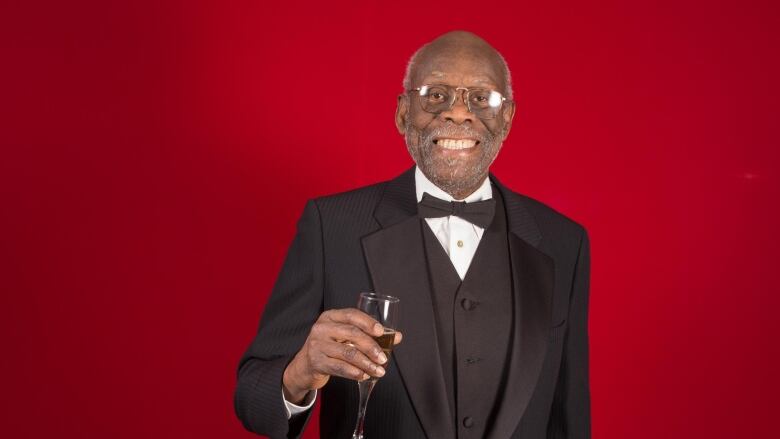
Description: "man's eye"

(470, 92), (491, 108)
(429, 92), (446, 101)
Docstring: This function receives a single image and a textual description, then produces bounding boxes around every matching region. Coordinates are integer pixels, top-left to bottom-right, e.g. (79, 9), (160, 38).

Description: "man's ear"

(395, 94), (409, 135)
(500, 101), (516, 140)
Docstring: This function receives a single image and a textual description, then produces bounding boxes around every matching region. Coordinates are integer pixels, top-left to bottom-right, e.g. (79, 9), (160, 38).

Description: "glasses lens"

(468, 89), (503, 119)
(418, 85), (452, 113)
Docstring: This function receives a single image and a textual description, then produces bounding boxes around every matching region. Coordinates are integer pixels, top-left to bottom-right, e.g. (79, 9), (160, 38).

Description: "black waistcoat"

(420, 187), (514, 439)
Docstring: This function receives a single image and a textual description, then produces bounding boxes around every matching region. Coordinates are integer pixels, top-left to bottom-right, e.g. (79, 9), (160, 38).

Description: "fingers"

(315, 354), (370, 381)
(314, 340), (386, 379)
(298, 308), (402, 385)
(322, 308), (383, 337)
(318, 322), (385, 363)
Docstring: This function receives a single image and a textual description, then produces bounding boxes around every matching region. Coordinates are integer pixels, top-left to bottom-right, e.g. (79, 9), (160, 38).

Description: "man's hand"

(282, 308), (403, 404)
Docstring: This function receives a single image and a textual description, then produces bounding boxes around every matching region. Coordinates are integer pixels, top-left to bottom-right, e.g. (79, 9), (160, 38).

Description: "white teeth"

(438, 138), (477, 150)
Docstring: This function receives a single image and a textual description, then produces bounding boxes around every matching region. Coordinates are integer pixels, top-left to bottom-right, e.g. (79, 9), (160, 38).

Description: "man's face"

(396, 50), (515, 197)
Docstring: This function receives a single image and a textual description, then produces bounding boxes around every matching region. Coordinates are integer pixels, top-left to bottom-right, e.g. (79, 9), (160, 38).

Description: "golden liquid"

(374, 328), (396, 357)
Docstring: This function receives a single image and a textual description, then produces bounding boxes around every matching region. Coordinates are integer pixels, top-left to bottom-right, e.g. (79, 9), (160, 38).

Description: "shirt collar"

(414, 166), (493, 203)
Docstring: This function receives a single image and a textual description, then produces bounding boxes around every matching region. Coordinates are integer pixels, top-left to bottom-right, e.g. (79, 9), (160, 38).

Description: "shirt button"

(463, 416), (474, 428)
(456, 240), (464, 248)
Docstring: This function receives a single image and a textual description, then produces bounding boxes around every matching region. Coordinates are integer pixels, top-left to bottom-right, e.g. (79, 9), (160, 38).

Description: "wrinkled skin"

(396, 31), (516, 200)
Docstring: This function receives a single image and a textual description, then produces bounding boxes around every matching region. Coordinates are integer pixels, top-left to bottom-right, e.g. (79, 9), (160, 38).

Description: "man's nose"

(441, 91), (474, 125)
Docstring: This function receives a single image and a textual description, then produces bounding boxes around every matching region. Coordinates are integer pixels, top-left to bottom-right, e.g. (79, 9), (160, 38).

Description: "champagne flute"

(351, 291), (399, 439)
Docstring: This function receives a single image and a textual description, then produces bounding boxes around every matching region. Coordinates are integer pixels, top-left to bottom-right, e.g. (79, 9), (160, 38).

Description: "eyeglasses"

(410, 84), (509, 120)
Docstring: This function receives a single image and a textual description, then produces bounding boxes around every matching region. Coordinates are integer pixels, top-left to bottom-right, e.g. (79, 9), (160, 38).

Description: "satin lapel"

(487, 176), (555, 439)
(360, 167), (455, 439)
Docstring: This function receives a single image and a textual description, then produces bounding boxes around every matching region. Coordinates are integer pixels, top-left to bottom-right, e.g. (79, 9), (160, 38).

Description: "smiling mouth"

(433, 138), (479, 150)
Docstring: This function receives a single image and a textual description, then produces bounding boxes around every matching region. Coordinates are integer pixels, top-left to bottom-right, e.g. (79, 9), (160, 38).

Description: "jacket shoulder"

(309, 179), (387, 223)
(497, 181), (586, 243)
(519, 192), (584, 233)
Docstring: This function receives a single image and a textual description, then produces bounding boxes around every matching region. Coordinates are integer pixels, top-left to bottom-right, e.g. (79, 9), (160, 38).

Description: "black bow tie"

(417, 192), (496, 229)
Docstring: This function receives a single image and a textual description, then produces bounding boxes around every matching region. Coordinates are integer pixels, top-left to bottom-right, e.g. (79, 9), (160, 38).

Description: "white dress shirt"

(414, 166), (492, 279)
(283, 166), (493, 418)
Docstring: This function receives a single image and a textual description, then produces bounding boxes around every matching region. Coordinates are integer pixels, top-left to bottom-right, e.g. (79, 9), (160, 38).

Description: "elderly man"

(235, 31), (591, 439)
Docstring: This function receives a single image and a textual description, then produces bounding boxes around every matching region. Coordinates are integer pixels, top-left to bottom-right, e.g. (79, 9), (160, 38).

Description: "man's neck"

(414, 167), (492, 203)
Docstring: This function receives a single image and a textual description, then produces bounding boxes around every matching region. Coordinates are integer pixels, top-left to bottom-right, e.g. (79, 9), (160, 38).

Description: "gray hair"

(402, 43), (514, 100)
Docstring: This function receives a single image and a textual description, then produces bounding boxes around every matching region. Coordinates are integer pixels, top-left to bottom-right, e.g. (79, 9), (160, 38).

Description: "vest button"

(461, 298), (476, 311)
(463, 416), (474, 428)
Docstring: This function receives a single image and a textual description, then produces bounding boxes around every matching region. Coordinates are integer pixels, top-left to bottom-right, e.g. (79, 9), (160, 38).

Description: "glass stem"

(351, 378), (377, 439)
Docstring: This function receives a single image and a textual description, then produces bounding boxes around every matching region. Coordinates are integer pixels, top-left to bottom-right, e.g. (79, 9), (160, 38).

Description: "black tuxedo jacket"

(235, 167), (591, 439)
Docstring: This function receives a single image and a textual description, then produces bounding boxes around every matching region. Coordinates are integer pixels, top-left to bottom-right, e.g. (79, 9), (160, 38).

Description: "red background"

(2, 1), (779, 438)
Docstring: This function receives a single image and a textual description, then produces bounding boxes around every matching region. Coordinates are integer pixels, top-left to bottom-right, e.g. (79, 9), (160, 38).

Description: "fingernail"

(376, 366), (385, 377)
(373, 323), (383, 334)
(378, 353), (388, 364)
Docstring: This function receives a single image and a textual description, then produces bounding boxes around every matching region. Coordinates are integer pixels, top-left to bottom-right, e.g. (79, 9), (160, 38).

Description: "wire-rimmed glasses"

(410, 84), (509, 119)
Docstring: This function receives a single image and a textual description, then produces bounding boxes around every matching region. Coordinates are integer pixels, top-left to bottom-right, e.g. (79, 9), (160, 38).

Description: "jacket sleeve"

(548, 228), (592, 438)
(234, 200), (325, 438)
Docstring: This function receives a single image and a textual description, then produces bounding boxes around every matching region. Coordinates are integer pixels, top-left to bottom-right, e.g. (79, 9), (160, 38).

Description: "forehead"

(413, 50), (504, 90)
